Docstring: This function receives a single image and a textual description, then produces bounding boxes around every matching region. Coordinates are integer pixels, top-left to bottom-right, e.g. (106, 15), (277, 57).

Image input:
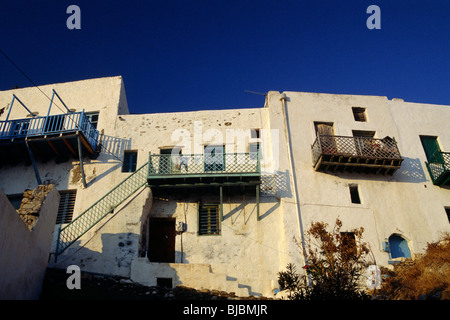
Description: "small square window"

(349, 185), (361, 204)
(251, 128), (260, 139)
(122, 150), (137, 172)
(198, 204), (220, 235)
(85, 112), (99, 129)
(352, 107), (367, 122)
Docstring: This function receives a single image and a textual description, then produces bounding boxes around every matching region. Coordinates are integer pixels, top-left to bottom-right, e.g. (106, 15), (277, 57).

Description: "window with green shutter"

(56, 190), (76, 224)
(198, 204), (220, 235)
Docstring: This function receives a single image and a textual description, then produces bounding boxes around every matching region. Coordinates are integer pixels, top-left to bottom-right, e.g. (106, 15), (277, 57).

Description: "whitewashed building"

(0, 76), (448, 297)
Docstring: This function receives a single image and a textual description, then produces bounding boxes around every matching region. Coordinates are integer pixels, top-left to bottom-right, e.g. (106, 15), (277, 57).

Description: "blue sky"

(0, 0), (449, 114)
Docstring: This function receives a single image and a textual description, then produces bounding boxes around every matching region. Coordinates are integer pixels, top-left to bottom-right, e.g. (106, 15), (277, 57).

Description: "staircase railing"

(55, 162), (149, 259)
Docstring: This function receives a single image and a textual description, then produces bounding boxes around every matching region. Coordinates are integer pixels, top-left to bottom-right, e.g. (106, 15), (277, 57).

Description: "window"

(341, 232), (357, 256)
(249, 143), (260, 160)
(85, 112), (99, 129)
(420, 136), (442, 163)
(352, 107), (367, 122)
(349, 184), (361, 204)
(198, 204), (220, 235)
(204, 145), (225, 172)
(388, 235), (411, 259)
(122, 150), (137, 172)
(314, 122), (334, 136)
(251, 128), (260, 139)
(445, 207), (450, 223)
(56, 190), (76, 224)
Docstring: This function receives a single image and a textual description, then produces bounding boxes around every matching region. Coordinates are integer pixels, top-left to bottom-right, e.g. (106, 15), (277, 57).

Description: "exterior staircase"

(55, 162), (149, 260)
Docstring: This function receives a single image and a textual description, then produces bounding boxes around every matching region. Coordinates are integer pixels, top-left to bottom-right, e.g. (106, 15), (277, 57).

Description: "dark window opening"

(56, 190), (76, 224)
(445, 207), (450, 223)
(341, 232), (357, 256)
(251, 128), (260, 139)
(157, 278), (173, 288)
(352, 107), (367, 122)
(85, 112), (99, 129)
(122, 150), (137, 172)
(349, 185), (361, 204)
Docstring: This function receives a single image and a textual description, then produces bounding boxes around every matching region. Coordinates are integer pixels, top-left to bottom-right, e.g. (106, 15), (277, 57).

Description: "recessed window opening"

(352, 107), (367, 122)
(85, 112), (99, 129)
(445, 207), (450, 223)
(388, 235), (411, 259)
(198, 204), (220, 235)
(349, 185), (361, 204)
(251, 128), (260, 139)
(56, 190), (77, 224)
(122, 150), (137, 172)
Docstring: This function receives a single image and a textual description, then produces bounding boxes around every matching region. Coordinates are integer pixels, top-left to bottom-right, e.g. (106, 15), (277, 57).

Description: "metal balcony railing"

(148, 152), (261, 178)
(312, 134), (403, 174)
(0, 111), (99, 151)
(425, 150), (450, 186)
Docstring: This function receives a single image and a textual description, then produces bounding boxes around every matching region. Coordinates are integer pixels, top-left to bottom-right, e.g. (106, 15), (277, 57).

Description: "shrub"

(278, 218), (371, 300)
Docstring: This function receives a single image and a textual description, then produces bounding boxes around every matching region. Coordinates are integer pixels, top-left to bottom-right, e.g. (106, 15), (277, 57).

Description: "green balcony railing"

(147, 152), (261, 179)
(425, 150), (450, 186)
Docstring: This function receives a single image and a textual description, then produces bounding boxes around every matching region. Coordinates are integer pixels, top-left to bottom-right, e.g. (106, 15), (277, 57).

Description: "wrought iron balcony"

(311, 134), (403, 175)
(424, 150), (450, 186)
(147, 152), (261, 188)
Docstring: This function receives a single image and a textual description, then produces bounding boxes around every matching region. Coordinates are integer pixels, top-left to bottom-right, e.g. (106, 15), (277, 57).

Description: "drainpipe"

(279, 93), (309, 277)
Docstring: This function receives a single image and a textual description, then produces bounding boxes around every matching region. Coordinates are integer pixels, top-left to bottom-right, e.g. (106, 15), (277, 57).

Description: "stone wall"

(17, 185), (56, 231)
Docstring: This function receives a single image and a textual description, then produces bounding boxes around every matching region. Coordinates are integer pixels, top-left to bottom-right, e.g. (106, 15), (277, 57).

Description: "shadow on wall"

(396, 157), (427, 183)
(52, 232), (140, 278)
(98, 134), (132, 161)
(330, 157), (428, 184)
(260, 170), (292, 198)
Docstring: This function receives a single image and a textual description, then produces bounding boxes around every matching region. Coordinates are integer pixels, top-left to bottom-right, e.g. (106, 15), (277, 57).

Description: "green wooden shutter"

(420, 136), (442, 163)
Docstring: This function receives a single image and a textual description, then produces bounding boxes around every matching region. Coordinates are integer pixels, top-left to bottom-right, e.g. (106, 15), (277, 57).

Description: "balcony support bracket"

(77, 133), (87, 188)
(25, 140), (42, 185)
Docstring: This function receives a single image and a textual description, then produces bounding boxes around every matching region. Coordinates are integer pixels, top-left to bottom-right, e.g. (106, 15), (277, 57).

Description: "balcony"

(147, 152), (261, 189)
(311, 135), (403, 175)
(424, 151), (450, 186)
(0, 111), (99, 165)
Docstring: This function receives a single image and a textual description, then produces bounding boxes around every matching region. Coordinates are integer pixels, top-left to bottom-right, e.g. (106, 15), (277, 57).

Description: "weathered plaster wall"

(0, 187), (59, 299)
(266, 90), (450, 268)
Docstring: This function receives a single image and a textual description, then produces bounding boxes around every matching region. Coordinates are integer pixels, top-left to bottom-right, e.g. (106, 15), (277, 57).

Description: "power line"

(0, 47), (69, 116)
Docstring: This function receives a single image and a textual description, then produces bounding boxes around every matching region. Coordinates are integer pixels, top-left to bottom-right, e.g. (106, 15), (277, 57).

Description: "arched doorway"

(388, 234), (411, 259)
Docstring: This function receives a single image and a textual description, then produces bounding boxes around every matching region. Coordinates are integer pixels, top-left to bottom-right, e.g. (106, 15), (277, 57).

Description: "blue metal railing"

(0, 111), (99, 151)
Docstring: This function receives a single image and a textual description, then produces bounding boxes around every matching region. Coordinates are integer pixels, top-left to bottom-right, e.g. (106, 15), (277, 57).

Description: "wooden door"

(148, 218), (175, 263)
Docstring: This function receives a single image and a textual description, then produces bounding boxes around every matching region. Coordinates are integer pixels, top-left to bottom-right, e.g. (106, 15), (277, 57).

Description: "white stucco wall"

(265, 91), (450, 269)
(1, 76), (448, 298)
(0, 188), (59, 299)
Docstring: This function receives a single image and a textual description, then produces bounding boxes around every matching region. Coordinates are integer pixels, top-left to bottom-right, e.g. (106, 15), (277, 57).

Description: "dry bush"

(278, 219), (372, 300)
(377, 233), (450, 300)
